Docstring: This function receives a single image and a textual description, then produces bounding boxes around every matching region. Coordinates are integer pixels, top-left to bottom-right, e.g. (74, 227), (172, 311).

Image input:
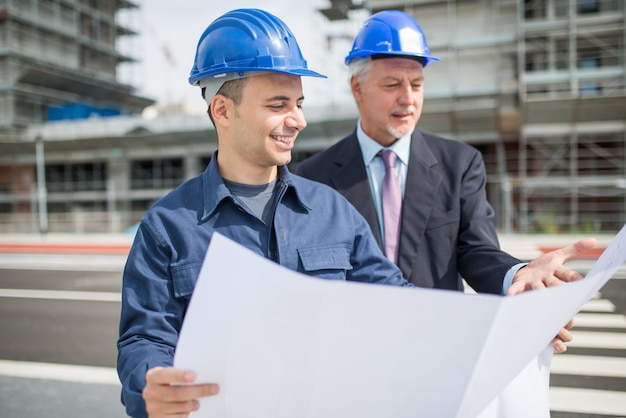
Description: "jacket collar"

(201, 151), (306, 221)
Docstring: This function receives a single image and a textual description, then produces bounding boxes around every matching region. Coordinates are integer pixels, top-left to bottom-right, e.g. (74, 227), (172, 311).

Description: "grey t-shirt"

(223, 178), (278, 226)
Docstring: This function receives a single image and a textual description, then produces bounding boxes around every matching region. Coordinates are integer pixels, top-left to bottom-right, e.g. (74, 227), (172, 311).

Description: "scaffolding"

(0, 0), (624, 234)
(0, 0), (153, 233)
(518, 0), (626, 233)
(366, 0), (625, 233)
(0, 0), (151, 138)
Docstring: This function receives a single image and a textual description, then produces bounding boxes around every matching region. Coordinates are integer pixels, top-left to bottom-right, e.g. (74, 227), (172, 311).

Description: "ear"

(350, 75), (362, 103)
(211, 94), (233, 127)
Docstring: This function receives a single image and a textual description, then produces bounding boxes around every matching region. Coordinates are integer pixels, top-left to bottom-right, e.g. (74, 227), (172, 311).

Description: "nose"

(286, 107), (307, 131)
(397, 83), (414, 105)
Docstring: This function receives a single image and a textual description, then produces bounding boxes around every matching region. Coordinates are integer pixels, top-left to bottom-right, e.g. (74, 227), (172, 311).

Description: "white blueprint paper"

(477, 346), (553, 418)
(174, 224), (626, 418)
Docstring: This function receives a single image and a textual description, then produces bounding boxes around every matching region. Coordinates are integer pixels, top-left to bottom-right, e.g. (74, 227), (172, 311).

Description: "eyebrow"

(265, 95), (305, 102)
(381, 75), (424, 83)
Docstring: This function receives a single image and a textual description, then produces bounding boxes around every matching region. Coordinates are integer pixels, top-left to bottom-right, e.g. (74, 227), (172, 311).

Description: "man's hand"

(507, 237), (597, 296)
(507, 237), (596, 353)
(143, 366), (219, 418)
(551, 319), (574, 354)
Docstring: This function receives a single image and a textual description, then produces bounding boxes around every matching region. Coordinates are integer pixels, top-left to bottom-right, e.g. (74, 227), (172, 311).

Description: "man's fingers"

(553, 266), (584, 282)
(520, 237), (595, 287)
(506, 281), (526, 296)
(574, 237), (597, 253)
(551, 332), (571, 354)
(144, 397), (199, 417)
(143, 367), (220, 418)
(146, 367), (197, 385)
(557, 327), (573, 344)
(144, 366), (220, 403)
(554, 237), (597, 262)
(552, 338), (568, 354)
(552, 321), (575, 354)
(144, 381), (217, 402)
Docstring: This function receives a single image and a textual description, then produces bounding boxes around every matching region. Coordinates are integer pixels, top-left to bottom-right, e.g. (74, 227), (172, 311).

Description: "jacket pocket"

(297, 244), (352, 280)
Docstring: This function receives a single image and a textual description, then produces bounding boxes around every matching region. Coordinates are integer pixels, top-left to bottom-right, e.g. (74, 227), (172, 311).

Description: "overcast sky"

(119, 0), (369, 111)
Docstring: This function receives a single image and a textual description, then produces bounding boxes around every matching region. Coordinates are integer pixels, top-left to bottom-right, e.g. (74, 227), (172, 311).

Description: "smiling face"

(351, 57), (424, 147)
(211, 72), (307, 184)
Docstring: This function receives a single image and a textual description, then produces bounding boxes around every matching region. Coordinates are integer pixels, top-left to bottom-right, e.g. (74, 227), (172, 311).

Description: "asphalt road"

(0, 255), (127, 418)
(0, 254), (625, 418)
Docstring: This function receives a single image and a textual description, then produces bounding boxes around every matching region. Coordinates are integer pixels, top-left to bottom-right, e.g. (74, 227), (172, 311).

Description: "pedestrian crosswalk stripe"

(573, 312), (626, 328)
(0, 359), (119, 385)
(566, 330), (626, 350)
(550, 289), (626, 417)
(582, 298), (616, 313)
(552, 354), (626, 377)
(0, 288), (121, 302)
(550, 387), (626, 415)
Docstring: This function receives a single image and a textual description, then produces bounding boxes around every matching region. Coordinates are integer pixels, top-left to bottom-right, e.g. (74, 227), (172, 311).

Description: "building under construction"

(0, 0), (624, 234)
(0, 0), (152, 232)
(0, 0), (151, 135)
(363, 0), (625, 235)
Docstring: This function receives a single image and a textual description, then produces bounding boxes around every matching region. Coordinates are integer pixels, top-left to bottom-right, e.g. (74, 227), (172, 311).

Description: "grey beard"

(387, 125), (415, 140)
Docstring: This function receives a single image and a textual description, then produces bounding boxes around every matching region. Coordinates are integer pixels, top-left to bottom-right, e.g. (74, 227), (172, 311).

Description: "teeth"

(273, 136), (292, 143)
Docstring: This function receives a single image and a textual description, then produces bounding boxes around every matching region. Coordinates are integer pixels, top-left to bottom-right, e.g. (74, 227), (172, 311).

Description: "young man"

(117, 9), (411, 418)
(296, 10), (595, 350)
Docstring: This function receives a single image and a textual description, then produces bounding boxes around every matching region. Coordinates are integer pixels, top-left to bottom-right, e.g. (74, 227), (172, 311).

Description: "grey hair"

(347, 56), (373, 83)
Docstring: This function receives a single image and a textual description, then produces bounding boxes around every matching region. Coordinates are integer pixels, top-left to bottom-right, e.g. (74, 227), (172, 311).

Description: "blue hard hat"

(345, 10), (441, 66)
(189, 8), (326, 85)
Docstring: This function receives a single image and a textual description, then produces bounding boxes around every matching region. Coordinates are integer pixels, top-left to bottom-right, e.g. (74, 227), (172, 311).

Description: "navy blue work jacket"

(117, 155), (411, 417)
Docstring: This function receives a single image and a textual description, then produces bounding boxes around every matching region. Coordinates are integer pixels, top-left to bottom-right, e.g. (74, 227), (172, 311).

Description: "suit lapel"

(398, 131), (442, 286)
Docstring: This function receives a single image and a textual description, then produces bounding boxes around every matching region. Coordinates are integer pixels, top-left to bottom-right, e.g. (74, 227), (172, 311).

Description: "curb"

(0, 243), (131, 255)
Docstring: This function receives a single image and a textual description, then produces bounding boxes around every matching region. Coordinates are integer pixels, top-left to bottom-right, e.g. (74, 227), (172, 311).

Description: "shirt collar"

(201, 151), (304, 220)
(356, 119), (411, 166)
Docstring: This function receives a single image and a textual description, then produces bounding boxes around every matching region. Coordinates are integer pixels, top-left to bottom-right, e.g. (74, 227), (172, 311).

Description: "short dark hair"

(201, 77), (250, 125)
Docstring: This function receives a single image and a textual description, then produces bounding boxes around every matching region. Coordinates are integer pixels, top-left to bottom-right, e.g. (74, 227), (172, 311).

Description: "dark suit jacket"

(296, 129), (521, 294)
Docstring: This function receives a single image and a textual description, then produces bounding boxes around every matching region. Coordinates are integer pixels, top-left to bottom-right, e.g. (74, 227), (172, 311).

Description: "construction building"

(0, 0), (152, 232)
(0, 0), (624, 235)
(363, 0), (625, 234)
(0, 0), (152, 135)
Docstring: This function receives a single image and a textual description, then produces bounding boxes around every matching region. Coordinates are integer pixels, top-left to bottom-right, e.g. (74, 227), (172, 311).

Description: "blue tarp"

(47, 103), (121, 121)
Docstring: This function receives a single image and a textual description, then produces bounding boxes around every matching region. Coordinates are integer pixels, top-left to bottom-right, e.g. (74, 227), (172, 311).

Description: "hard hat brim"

(345, 50), (441, 66)
(189, 67), (326, 86)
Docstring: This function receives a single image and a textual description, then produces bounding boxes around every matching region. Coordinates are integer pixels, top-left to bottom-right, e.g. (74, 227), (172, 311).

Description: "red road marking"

(0, 243), (131, 255)
(538, 246), (605, 259)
